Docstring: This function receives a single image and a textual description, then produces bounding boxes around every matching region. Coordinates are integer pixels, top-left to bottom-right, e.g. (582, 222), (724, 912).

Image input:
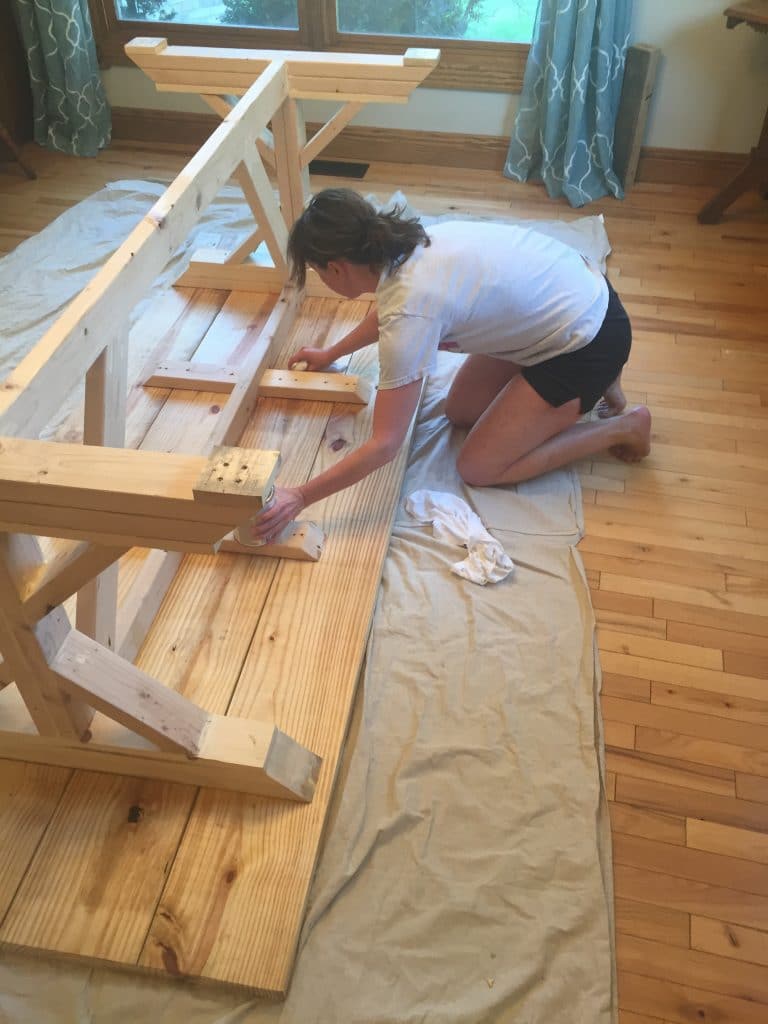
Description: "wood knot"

(127, 804), (144, 824)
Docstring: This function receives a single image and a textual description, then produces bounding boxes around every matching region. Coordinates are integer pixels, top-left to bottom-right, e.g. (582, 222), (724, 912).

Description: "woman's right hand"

(289, 347), (334, 372)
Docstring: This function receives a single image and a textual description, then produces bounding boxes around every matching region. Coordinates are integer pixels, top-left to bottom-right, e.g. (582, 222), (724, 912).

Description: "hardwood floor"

(2, 142), (768, 1022)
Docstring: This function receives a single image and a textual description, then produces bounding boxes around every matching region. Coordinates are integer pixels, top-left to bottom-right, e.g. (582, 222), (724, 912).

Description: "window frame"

(89, 0), (529, 93)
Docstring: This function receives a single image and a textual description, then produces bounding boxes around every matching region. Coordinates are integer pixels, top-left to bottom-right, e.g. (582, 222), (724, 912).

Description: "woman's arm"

(290, 308), (379, 370)
(247, 378), (423, 540)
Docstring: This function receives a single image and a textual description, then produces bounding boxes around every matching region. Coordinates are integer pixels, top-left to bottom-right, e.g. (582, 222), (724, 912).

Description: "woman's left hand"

(246, 486), (306, 543)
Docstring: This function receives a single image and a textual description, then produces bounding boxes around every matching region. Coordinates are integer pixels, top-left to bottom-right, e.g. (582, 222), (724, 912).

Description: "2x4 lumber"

(227, 226), (266, 265)
(0, 437), (280, 527)
(0, 500), (224, 554)
(219, 520), (324, 561)
(272, 96), (309, 228)
(210, 286), (302, 448)
(235, 149), (289, 272)
(50, 630), (210, 756)
(201, 93), (277, 169)
(21, 540), (125, 624)
(0, 59), (289, 439)
(125, 38), (439, 84)
(78, 335), (129, 650)
(258, 368), (373, 405)
(176, 252), (375, 300)
(142, 359), (238, 393)
(0, 687), (320, 801)
(0, 533), (92, 739)
(301, 102), (364, 168)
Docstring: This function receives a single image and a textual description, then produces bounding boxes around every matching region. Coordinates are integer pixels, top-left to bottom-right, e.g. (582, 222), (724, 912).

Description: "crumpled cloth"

(405, 489), (515, 585)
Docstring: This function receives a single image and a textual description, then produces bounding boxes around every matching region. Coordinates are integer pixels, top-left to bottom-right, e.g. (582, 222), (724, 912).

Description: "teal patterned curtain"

(11, 0), (111, 157)
(505, 0), (632, 207)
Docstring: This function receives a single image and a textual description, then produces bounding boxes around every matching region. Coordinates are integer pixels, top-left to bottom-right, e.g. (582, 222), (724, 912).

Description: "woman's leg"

(444, 354), (523, 428)
(456, 373), (651, 487)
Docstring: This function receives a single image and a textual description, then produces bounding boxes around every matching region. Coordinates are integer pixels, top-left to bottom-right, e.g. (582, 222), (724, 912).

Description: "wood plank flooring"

(2, 142), (768, 1019)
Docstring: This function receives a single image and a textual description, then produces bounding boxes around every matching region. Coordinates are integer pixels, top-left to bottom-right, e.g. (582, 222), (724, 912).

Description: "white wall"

(103, 0), (768, 154)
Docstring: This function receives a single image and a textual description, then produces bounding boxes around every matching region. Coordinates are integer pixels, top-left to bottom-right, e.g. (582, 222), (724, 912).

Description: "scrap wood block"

(218, 519), (325, 560)
(259, 367), (373, 405)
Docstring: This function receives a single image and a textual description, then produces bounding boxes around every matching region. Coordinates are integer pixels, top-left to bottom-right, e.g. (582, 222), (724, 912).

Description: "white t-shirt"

(375, 221), (609, 389)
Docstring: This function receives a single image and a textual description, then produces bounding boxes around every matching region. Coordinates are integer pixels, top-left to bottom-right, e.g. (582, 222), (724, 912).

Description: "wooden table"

(698, 1), (768, 223)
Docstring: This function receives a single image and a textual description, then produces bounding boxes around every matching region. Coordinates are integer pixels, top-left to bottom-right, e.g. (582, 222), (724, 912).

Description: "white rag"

(405, 489), (515, 585)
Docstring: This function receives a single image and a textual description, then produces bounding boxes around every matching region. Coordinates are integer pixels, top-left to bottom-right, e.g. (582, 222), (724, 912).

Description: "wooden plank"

(635, 726), (768, 778)
(77, 334), (128, 651)
(0, 760), (71, 919)
(0, 534), (91, 738)
(50, 629), (210, 756)
(193, 445), (280, 505)
(142, 360), (239, 393)
(606, 750), (735, 797)
(609, 803), (686, 845)
(258, 368), (373, 405)
(20, 541), (125, 625)
(137, 348), (421, 993)
(0, 437), (279, 526)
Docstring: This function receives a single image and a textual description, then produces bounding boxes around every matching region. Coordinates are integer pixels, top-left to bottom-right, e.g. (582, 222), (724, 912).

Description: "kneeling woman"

(252, 188), (651, 542)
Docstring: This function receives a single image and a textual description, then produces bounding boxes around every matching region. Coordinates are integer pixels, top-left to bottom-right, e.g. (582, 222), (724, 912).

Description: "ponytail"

(287, 188), (430, 289)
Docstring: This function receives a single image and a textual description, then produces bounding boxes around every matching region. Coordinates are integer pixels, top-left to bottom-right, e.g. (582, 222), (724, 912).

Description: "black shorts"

(521, 279), (631, 415)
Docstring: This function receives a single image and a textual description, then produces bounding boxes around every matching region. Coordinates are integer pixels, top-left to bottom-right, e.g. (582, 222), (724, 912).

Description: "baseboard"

(110, 107), (747, 188)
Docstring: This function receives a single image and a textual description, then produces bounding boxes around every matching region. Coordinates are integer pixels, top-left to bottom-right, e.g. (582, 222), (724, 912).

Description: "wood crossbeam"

(0, 685), (320, 801)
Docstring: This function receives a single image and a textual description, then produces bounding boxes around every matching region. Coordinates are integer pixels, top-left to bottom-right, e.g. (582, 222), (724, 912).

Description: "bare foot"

(596, 377), (627, 419)
(609, 405), (652, 463)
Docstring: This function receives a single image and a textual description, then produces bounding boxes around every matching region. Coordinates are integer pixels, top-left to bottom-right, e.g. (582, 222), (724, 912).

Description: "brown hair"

(287, 187), (430, 289)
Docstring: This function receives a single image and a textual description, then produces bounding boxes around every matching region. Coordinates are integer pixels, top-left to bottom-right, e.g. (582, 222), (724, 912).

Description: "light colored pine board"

(0, 760), (71, 918)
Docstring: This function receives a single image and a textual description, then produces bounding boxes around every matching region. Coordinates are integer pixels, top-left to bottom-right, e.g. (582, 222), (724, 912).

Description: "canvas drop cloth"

(0, 182), (615, 1023)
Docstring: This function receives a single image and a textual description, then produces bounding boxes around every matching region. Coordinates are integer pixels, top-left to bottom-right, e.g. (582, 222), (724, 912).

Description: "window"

(91, 1), (536, 92)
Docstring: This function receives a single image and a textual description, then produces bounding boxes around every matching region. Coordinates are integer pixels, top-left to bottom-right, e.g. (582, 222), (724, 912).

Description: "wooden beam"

(78, 335), (129, 651)
(0, 437), (279, 526)
(0, 687), (321, 801)
(200, 93), (276, 170)
(176, 251), (375, 300)
(50, 630), (210, 756)
(258, 368), (373, 405)
(0, 533), (92, 739)
(21, 541), (125, 624)
(235, 147), (289, 272)
(142, 360), (238, 393)
(210, 286), (302, 448)
(116, 550), (183, 663)
(0, 59), (289, 438)
(301, 102), (364, 168)
(272, 96), (309, 228)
